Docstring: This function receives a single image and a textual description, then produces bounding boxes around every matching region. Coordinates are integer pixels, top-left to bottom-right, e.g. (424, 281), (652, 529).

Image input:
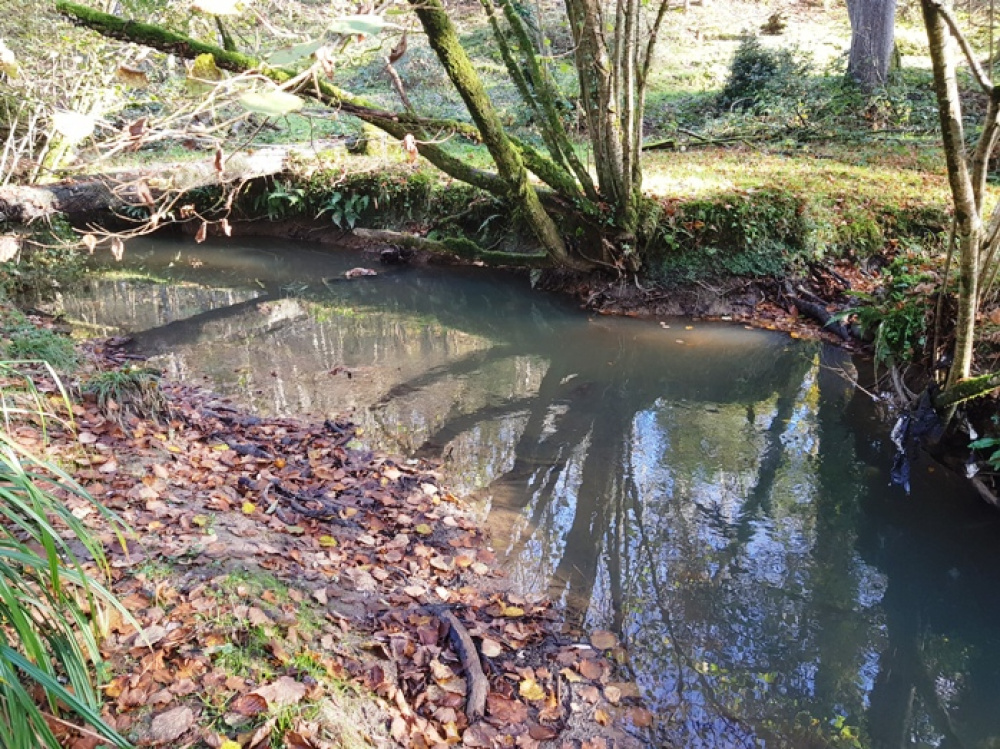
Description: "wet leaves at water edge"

(12, 341), (650, 749)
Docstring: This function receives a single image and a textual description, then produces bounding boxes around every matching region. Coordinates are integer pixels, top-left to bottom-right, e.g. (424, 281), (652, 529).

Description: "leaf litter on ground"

(8, 331), (652, 749)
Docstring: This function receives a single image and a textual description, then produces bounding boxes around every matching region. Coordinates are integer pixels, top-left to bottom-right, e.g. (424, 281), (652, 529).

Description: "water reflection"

(55, 238), (1000, 748)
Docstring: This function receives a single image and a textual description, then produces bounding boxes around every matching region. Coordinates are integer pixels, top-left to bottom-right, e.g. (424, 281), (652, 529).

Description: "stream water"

(53, 237), (1000, 748)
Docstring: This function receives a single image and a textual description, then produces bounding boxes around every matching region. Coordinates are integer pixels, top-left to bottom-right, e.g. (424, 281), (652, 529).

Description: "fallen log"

(0, 148), (288, 225)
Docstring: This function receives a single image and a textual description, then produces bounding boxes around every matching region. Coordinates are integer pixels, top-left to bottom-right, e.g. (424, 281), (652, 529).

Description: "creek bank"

(3, 313), (652, 749)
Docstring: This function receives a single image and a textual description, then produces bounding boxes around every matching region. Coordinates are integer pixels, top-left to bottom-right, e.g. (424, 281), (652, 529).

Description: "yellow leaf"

(242, 501), (256, 515)
(519, 677), (546, 701)
(319, 535), (338, 548)
(220, 742), (241, 749)
(212, 443), (230, 451)
(502, 604), (525, 617)
(192, 515), (209, 527)
(415, 523), (432, 535)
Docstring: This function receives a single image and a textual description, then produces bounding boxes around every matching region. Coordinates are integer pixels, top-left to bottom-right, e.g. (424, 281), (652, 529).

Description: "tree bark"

(922, 0), (981, 387)
(847, 0), (898, 91)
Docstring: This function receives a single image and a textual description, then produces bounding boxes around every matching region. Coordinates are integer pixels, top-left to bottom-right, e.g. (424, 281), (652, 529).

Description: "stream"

(52, 236), (1000, 748)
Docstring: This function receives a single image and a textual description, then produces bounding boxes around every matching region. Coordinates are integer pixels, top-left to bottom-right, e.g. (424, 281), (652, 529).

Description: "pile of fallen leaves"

(7, 331), (653, 749)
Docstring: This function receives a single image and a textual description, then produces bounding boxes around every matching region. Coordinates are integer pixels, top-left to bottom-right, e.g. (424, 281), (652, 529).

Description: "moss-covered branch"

(57, 1), (586, 227)
(353, 227), (549, 267)
(934, 371), (1000, 409)
(408, 0), (586, 268)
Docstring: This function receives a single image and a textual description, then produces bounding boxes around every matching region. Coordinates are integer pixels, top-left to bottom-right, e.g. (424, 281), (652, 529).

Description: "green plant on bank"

(836, 253), (936, 366)
(81, 365), (169, 428)
(0, 366), (132, 749)
(970, 435), (1000, 472)
(315, 191), (370, 229)
(257, 181), (308, 221)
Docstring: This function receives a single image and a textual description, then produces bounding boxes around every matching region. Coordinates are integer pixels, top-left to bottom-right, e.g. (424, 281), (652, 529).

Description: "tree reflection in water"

(56, 238), (1000, 748)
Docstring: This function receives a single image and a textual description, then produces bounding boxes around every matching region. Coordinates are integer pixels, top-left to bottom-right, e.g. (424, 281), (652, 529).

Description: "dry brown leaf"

(148, 706), (194, 743)
(590, 629), (617, 650)
(487, 693), (529, 724)
(230, 692), (268, 717)
(253, 676), (307, 707)
(528, 723), (559, 740)
(480, 638), (502, 657)
(578, 658), (603, 680)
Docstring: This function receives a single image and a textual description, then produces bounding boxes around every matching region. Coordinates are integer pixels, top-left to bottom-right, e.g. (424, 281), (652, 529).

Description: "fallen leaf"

(480, 638), (502, 657)
(519, 677), (546, 701)
(590, 630), (617, 650)
(578, 658), (604, 680)
(148, 706), (194, 743)
(253, 675), (307, 707)
(627, 706), (654, 727)
(230, 692), (268, 717)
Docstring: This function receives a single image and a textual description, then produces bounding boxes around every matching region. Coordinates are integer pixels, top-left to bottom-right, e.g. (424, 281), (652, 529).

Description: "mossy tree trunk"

(919, 0), (1000, 392)
(406, 0), (584, 269)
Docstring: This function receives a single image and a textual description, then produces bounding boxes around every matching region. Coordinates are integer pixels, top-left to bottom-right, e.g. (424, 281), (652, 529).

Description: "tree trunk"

(847, 0), (898, 91)
(922, 0), (981, 387)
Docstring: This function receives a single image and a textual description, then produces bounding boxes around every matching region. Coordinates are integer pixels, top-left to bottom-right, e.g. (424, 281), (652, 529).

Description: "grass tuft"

(82, 366), (170, 429)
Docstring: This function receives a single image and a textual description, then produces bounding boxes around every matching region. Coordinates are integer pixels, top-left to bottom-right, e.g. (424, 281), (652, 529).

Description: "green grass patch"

(1, 310), (78, 371)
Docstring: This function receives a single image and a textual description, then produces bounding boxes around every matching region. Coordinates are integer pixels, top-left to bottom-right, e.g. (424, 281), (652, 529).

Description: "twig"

(429, 606), (488, 721)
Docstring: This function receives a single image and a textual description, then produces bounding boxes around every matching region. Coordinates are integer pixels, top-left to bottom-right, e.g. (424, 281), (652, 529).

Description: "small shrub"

(835, 253), (935, 365)
(82, 365), (169, 429)
(719, 36), (811, 111)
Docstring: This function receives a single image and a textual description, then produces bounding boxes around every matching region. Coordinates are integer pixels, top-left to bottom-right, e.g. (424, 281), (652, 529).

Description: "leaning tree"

(55, 0), (671, 271)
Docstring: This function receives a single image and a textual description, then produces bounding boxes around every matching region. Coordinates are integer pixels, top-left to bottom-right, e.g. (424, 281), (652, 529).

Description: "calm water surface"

(56, 238), (1000, 748)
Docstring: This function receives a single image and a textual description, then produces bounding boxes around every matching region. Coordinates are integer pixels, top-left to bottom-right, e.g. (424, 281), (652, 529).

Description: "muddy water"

(57, 237), (1000, 748)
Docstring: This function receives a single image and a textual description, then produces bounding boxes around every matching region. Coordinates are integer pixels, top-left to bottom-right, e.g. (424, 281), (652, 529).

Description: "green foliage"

(0, 367), (131, 749)
(970, 435), (1000, 471)
(1, 312), (77, 371)
(82, 365), (169, 428)
(838, 253), (935, 365)
(316, 192), (370, 229)
(719, 36), (811, 111)
(651, 190), (812, 282)
(258, 181), (308, 221)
